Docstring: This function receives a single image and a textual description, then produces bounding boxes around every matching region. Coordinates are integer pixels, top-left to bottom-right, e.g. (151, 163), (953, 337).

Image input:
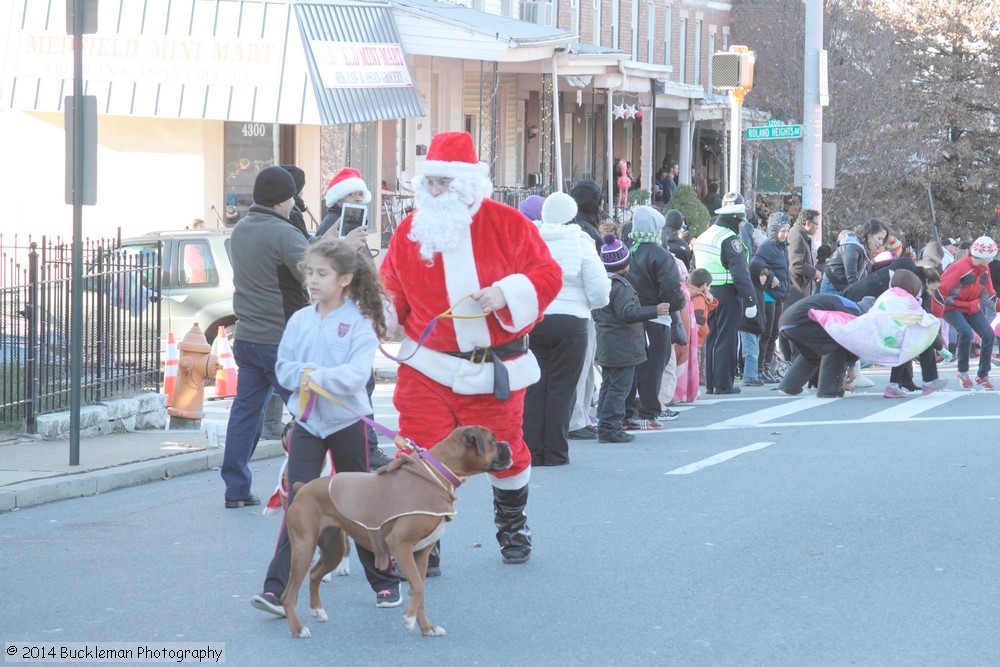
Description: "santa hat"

(325, 167), (372, 208)
(419, 131), (490, 183)
(970, 236), (998, 259)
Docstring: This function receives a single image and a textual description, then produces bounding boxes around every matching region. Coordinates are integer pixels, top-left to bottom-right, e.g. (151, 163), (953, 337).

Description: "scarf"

(628, 229), (662, 253)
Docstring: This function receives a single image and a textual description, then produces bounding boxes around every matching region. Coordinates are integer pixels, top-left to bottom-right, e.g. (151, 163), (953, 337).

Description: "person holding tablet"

(318, 167), (372, 239)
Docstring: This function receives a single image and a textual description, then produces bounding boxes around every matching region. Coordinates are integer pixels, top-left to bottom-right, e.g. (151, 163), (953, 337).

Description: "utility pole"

(711, 46), (754, 194)
(802, 0), (824, 241)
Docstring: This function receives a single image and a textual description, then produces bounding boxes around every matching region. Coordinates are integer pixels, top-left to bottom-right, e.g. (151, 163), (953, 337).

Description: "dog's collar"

(410, 443), (464, 489)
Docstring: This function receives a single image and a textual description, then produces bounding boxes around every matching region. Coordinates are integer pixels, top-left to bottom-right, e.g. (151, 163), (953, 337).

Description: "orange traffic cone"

(163, 332), (178, 406)
(215, 326), (239, 398)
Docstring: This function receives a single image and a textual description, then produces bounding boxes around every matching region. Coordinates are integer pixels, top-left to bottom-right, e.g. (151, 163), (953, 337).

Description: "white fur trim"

(440, 226), (491, 350)
(489, 466), (530, 490)
(420, 160), (489, 181)
(398, 338), (540, 395)
(493, 274), (539, 332)
(325, 177), (372, 207)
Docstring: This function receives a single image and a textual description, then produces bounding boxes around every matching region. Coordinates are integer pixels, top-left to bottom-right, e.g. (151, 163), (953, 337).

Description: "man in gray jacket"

(221, 166), (310, 508)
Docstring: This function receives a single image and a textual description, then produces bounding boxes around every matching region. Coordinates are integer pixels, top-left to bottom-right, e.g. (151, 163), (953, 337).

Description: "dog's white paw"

(333, 556), (350, 576)
(310, 607), (328, 623)
(423, 625), (446, 637)
(292, 627), (311, 639)
(403, 614), (417, 632)
(321, 572), (332, 582)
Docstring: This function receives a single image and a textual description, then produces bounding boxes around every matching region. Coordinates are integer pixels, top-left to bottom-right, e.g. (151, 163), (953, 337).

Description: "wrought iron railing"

(0, 234), (162, 438)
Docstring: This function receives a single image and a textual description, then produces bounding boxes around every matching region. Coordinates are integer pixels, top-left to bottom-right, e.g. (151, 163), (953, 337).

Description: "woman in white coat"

(520, 193), (611, 466)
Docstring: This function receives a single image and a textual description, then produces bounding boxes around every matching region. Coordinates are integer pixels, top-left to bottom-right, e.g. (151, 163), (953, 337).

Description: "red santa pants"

(393, 365), (530, 485)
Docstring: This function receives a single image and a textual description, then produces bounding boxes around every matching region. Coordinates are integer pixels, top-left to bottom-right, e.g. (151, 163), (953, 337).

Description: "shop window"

(223, 122), (279, 226)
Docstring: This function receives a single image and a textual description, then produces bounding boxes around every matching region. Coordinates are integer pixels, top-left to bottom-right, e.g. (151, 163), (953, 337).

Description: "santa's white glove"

(744, 305), (758, 319)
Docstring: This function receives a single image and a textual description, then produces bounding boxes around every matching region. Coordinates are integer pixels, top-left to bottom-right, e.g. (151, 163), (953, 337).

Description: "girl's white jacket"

(277, 298), (377, 438)
(535, 221), (611, 318)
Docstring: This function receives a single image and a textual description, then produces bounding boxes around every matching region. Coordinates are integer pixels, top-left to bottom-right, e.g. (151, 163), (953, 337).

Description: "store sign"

(309, 41), (413, 88)
(14, 32), (283, 86)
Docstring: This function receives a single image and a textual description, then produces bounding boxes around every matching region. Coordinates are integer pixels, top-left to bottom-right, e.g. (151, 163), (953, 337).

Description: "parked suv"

(117, 229), (235, 347)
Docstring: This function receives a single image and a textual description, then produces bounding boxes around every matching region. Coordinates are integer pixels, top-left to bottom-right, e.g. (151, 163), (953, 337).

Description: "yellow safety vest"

(692, 225), (746, 286)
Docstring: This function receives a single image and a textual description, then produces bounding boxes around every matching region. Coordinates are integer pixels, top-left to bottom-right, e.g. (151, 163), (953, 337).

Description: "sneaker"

(567, 427), (597, 440)
(742, 379), (764, 387)
(659, 408), (680, 421)
(598, 430), (635, 443)
(368, 446), (393, 471)
(921, 379), (948, 395)
(883, 383), (908, 399)
(224, 494), (261, 509)
(760, 370), (779, 384)
(624, 418), (663, 430)
(956, 372), (973, 389)
(713, 386), (741, 394)
(251, 592), (286, 617)
(976, 375), (995, 389)
(375, 586), (402, 608)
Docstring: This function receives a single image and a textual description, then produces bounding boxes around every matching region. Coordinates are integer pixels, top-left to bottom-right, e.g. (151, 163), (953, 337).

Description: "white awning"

(1, 0), (424, 125)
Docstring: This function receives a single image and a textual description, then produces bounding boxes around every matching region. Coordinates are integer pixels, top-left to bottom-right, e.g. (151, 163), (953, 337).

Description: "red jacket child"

(931, 254), (997, 317)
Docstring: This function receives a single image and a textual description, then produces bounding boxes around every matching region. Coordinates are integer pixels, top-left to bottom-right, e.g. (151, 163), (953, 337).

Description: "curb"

(0, 439), (285, 513)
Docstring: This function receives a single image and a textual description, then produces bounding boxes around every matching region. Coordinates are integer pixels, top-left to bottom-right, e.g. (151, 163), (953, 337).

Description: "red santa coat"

(380, 198), (562, 484)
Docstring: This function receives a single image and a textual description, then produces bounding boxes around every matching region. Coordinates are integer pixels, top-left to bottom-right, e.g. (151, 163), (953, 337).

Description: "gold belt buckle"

(469, 346), (490, 364)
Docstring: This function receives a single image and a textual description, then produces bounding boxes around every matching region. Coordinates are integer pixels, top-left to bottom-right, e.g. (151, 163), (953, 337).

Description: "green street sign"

(745, 124), (802, 141)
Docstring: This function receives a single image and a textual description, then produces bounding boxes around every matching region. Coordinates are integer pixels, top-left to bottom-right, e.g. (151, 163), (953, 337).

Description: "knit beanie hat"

(325, 167), (372, 207)
(280, 165), (306, 195)
(664, 209), (685, 231)
(600, 232), (631, 269)
(969, 236), (998, 259)
(518, 194), (546, 222)
(767, 211), (791, 236)
(889, 268), (921, 297)
(884, 235), (902, 255)
(253, 166), (298, 207)
(570, 179), (604, 213)
(540, 192), (578, 225)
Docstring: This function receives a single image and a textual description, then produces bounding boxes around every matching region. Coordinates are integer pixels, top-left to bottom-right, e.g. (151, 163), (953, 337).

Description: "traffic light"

(712, 49), (755, 91)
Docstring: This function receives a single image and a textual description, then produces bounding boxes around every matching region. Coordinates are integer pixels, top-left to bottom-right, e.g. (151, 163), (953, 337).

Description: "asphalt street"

(3, 368), (999, 666)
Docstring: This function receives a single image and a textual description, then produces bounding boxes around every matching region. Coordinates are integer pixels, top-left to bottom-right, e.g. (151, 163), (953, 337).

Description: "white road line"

(665, 441), (776, 475)
(858, 391), (964, 421)
(707, 396), (835, 428)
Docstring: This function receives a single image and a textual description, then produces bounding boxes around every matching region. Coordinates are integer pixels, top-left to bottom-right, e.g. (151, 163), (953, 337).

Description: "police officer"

(692, 192), (757, 394)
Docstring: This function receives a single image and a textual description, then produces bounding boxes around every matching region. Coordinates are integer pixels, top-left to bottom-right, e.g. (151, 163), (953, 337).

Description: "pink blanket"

(808, 287), (940, 365)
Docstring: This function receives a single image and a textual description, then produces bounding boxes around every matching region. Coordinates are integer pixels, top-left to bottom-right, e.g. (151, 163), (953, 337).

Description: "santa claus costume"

(380, 131), (562, 564)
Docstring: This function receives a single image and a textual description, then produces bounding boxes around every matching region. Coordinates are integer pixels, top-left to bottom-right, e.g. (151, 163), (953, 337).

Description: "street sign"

(745, 124), (802, 141)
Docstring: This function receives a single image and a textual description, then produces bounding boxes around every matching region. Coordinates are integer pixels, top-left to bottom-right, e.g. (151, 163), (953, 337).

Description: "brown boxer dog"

(281, 426), (511, 638)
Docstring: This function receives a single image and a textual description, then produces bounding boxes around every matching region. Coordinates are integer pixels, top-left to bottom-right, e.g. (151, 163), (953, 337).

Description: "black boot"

(493, 486), (531, 564)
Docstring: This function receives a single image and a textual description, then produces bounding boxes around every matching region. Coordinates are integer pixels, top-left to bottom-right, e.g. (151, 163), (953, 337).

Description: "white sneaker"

(852, 373), (874, 389)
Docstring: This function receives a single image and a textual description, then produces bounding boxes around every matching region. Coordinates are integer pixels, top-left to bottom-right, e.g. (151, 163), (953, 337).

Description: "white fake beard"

(409, 189), (475, 263)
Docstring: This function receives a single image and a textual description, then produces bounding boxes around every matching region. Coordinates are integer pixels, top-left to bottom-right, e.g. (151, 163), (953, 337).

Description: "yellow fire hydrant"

(167, 324), (219, 429)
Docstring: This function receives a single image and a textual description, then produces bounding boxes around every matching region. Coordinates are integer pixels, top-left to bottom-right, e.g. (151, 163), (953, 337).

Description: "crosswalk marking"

(665, 441), (776, 475)
(705, 396), (835, 428)
(857, 391), (964, 421)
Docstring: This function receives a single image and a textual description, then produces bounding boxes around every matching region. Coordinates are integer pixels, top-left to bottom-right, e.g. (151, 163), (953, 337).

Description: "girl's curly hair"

(301, 240), (388, 340)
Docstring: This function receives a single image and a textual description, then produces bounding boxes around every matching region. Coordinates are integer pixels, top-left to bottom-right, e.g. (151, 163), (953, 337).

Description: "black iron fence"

(0, 234), (162, 439)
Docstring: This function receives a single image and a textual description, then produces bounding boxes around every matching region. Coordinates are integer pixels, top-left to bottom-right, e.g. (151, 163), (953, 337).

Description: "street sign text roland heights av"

(745, 124), (802, 140)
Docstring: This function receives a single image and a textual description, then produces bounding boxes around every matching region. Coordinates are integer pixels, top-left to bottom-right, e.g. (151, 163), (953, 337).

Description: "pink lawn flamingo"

(616, 158), (631, 209)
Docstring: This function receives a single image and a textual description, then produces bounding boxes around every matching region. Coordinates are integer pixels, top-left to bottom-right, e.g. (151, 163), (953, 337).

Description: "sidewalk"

(0, 344), (403, 513)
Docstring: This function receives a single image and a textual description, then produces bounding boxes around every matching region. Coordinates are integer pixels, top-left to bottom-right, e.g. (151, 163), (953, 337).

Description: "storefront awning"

(1, 0), (424, 126)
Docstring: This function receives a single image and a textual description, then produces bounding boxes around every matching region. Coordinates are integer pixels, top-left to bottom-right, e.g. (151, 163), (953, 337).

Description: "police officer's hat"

(715, 192), (748, 218)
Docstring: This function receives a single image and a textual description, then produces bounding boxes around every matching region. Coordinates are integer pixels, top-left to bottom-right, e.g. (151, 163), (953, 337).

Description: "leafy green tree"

(665, 185), (712, 238)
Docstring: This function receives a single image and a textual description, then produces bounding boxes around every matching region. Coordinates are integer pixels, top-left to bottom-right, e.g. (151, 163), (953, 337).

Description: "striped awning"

(1, 0), (424, 125)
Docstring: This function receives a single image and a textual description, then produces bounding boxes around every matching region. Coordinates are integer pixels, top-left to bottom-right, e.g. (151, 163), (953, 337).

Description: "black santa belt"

(443, 335), (529, 401)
